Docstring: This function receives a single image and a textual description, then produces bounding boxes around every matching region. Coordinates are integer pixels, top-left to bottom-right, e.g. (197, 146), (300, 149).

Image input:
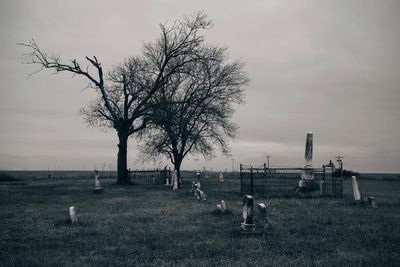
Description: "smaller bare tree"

(138, 45), (249, 181)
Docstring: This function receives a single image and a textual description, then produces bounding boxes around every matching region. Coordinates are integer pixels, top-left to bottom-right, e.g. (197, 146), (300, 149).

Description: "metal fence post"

(263, 163), (267, 197)
(322, 165), (326, 196)
(250, 166), (254, 195)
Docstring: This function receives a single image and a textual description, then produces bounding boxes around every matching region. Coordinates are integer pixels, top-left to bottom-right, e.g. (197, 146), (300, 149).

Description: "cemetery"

(0, 132), (395, 265)
(1, 170), (400, 266)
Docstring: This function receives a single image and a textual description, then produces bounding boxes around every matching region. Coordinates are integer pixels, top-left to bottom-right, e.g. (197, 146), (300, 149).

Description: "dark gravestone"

(241, 195), (255, 233)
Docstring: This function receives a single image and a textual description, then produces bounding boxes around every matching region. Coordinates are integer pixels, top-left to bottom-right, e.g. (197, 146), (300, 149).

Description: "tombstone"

(191, 181), (198, 195)
(93, 170), (104, 194)
(172, 170), (178, 191)
(69, 206), (78, 224)
(241, 195), (255, 233)
(300, 132), (314, 183)
(257, 203), (267, 213)
(351, 176), (361, 201)
(368, 196), (377, 208)
(217, 200), (227, 212)
(221, 200), (226, 210)
(319, 180), (325, 196)
(196, 188), (207, 201)
(257, 203), (268, 237)
(304, 132), (313, 168)
(219, 171), (224, 182)
(191, 181), (197, 194)
(298, 179), (305, 189)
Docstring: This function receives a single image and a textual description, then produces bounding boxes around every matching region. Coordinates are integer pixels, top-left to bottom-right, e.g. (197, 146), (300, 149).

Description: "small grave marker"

(196, 188), (207, 201)
(368, 196), (377, 208)
(217, 200), (227, 212)
(93, 170), (104, 194)
(257, 203), (267, 237)
(352, 176), (361, 202)
(69, 206), (78, 224)
(219, 171), (224, 182)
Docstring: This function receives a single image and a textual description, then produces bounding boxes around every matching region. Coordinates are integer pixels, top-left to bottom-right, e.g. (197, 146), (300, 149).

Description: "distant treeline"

(359, 173), (400, 181)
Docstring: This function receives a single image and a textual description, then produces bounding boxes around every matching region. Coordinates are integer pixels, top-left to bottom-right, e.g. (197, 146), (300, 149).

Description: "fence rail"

(129, 168), (171, 185)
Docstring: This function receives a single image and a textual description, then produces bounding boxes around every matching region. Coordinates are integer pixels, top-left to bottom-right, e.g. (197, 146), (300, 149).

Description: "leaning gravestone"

(352, 176), (361, 201)
(196, 187), (207, 201)
(368, 196), (378, 208)
(241, 195), (255, 233)
(93, 170), (104, 194)
(217, 200), (227, 212)
(69, 206), (78, 224)
(221, 200), (227, 211)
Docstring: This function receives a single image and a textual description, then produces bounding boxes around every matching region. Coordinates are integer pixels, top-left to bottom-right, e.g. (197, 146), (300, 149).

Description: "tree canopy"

(138, 43), (249, 179)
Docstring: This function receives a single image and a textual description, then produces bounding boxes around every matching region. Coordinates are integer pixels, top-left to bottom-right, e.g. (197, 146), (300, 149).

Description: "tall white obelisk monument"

(302, 132), (314, 180)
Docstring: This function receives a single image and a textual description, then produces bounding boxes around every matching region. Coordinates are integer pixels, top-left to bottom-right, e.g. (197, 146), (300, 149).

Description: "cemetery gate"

(240, 164), (343, 197)
(129, 168), (171, 185)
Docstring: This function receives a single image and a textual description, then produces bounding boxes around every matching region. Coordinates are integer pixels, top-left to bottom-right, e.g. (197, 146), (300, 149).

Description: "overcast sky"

(0, 0), (399, 172)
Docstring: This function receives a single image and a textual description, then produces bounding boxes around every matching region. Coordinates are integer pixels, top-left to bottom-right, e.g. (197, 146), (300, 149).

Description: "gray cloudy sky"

(0, 0), (399, 172)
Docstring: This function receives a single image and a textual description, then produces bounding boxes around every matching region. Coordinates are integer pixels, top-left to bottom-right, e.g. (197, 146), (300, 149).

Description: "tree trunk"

(116, 131), (130, 185)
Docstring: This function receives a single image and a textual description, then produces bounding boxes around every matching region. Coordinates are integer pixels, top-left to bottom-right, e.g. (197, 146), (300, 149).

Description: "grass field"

(1, 171), (399, 266)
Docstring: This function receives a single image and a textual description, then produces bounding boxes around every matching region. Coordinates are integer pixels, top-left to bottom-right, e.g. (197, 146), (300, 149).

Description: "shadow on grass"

(53, 218), (91, 228)
(210, 209), (234, 216)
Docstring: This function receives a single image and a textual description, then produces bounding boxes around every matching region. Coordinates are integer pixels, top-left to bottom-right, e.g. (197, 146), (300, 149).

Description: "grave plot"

(240, 164), (343, 197)
(240, 132), (345, 198)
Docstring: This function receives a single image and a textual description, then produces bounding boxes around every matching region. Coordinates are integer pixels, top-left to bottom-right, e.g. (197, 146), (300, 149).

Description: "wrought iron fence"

(240, 164), (342, 197)
(129, 168), (171, 185)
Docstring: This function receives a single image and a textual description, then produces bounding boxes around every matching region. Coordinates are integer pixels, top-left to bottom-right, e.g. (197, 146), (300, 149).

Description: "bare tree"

(19, 12), (213, 184)
(138, 45), (249, 182)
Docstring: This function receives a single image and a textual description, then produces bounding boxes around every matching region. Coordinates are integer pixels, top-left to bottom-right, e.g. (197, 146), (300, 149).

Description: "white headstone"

(352, 176), (361, 201)
(94, 171), (104, 193)
(69, 206), (78, 224)
(221, 200), (226, 211)
(257, 203), (267, 212)
(191, 181), (196, 193)
(257, 203), (268, 237)
(219, 171), (224, 182)
(217, 200), (227, 212)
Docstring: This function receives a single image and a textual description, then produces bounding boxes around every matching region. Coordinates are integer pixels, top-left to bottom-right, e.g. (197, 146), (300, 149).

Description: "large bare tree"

(138, 45), (249, 181)
(20, 12), (213, 184)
